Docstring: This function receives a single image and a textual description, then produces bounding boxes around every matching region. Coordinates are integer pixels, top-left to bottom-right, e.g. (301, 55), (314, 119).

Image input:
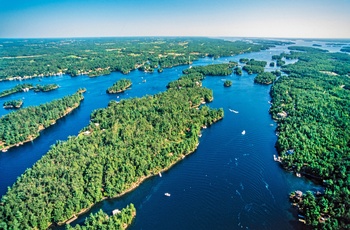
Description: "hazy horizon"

(1, 0), (350, 39)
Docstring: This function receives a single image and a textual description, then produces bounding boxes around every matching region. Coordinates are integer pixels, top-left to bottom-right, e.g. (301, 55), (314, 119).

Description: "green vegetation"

(0, 84), (33, 98)
(167, 73), (204, 89)
(234, 66), (242, 75)
(251, 39), (294, 46)
(0, 90), (85, 151)
(340, 46), (350, 53)
(183, 63), (237, 76)
(246, 59), (267, 67)
(270, 46), (350, 229)
(269, 62), (275, 67)
(0, 83), (59, 98)
(223, 80), (232, 87)
(242, 59), (266, 74)
(66, 204), (136, 230)
(106, 79), (132, 94)
(254, 72), (277, 85)
(0, 38), (270, 80)
(0, 72), (223, 229)
(33, 84), (59, 92)
(239, 58), (249, 63)
(3, 99), (23, 109)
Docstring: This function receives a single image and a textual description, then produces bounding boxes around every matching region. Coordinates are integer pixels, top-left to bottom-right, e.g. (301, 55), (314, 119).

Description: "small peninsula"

(0, 89), (85, 151)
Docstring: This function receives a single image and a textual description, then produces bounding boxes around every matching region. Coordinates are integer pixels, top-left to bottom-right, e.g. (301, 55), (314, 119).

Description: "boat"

(159, 172), (162, 177)
(229, 109), (239, 113)
(241, 130), (246, 135)
(164, 193), (171, 197)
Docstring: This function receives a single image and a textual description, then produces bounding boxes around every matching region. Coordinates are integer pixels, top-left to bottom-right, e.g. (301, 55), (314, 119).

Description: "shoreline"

(56, 115), (223, 227)
(106, 83), (132, 94)
(0, 100), (83, 152)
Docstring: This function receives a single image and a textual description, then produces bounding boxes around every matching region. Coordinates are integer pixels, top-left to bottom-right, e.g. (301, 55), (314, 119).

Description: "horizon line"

(0, 36), (350, 41)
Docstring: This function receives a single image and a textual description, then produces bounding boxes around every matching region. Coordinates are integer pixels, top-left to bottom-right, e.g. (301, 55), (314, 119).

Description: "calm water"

(0, 40), (327, 229)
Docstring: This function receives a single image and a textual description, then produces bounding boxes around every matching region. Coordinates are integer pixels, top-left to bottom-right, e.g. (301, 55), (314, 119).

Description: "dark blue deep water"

(0, 40), (326, 229)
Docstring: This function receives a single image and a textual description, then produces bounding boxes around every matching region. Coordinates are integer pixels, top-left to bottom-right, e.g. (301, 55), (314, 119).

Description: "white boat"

(241, 130), (246, 135)
(159, 172), (162, 177)
(164, 193), (171, 197)
(229, 109), (239, 113)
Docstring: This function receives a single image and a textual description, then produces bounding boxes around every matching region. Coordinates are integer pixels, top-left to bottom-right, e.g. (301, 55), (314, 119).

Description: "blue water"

(0, 41), (326, 229)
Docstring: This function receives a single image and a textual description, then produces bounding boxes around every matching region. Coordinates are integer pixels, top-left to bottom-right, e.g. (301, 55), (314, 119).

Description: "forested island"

(106, 79), (132, 94)
(270, 46), (350, 229)
(0, 90), (85, 151)
(0, 38), (271, 80)
(340, 46), (350, 53)
(242, 59), (266, 74)
(3, 99), (23, 109)
(0, 84), (33, 98)
(182, 63), (237, 76)
(33, 84), (59, 92)
(254, 72), (277, 85)
(223, 80), (232, 87)
(0, 71), (223, 229)
(0, 83), (59, 98)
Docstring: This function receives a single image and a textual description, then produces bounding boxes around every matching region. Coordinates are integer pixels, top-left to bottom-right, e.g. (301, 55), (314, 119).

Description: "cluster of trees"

(0, 72), (224, 229)
(340, 46), (350, 53)
(223, 80), (232, 87)
(254, 72), (277, 85)
(0, 83), (59, 98)
(106, 79), (132, 94)
(3, 99), (23, 109)
(66, 204), (136, 230)
(234, 66), (242, 75)
(166, 73), (204, 89)
(0, 90), (84, 150)
(269, 46), (350, 229)
(182, 63), (237, 76)
(33, 83), (59, 92)
(242, 59), (266, 74)
(0, 38), (272, 80)
(0, 84), (33, 98)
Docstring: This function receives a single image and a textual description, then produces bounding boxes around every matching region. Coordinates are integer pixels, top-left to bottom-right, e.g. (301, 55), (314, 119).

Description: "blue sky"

(0, 0), (349, 38)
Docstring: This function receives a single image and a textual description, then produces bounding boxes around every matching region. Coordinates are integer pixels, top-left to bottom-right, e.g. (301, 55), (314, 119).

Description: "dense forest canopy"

(0, 90), (84, 151)
(254, 72), (277, 85)
(66, 204), (136, 230)
(182, 63), (237, 76)
(0, 38), (271, 80)
(106, 79), (132, 94)
(0, 71), (224, 229)
(270, 46), (350, 229)
(3, 99), (23, 109)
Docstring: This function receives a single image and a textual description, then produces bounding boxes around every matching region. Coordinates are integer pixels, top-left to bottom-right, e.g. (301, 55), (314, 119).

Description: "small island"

(0, 84), (33, 98)
(254, 72), (277, 85)
(234, 66), (242, 75)
(106, 79), (132, 94)
(242, 59), (266, 74)
(223, 80), (232, 87)
(33, 84), (59, 92)
(183, 63), (237, 76)
(3, 99), (23, 109)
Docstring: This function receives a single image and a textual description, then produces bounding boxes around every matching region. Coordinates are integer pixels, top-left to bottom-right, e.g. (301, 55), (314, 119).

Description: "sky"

(0, 0), (349, 38)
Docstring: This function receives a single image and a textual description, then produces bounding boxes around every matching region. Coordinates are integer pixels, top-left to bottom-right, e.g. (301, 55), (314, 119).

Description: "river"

(1, 39), (339, 229)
